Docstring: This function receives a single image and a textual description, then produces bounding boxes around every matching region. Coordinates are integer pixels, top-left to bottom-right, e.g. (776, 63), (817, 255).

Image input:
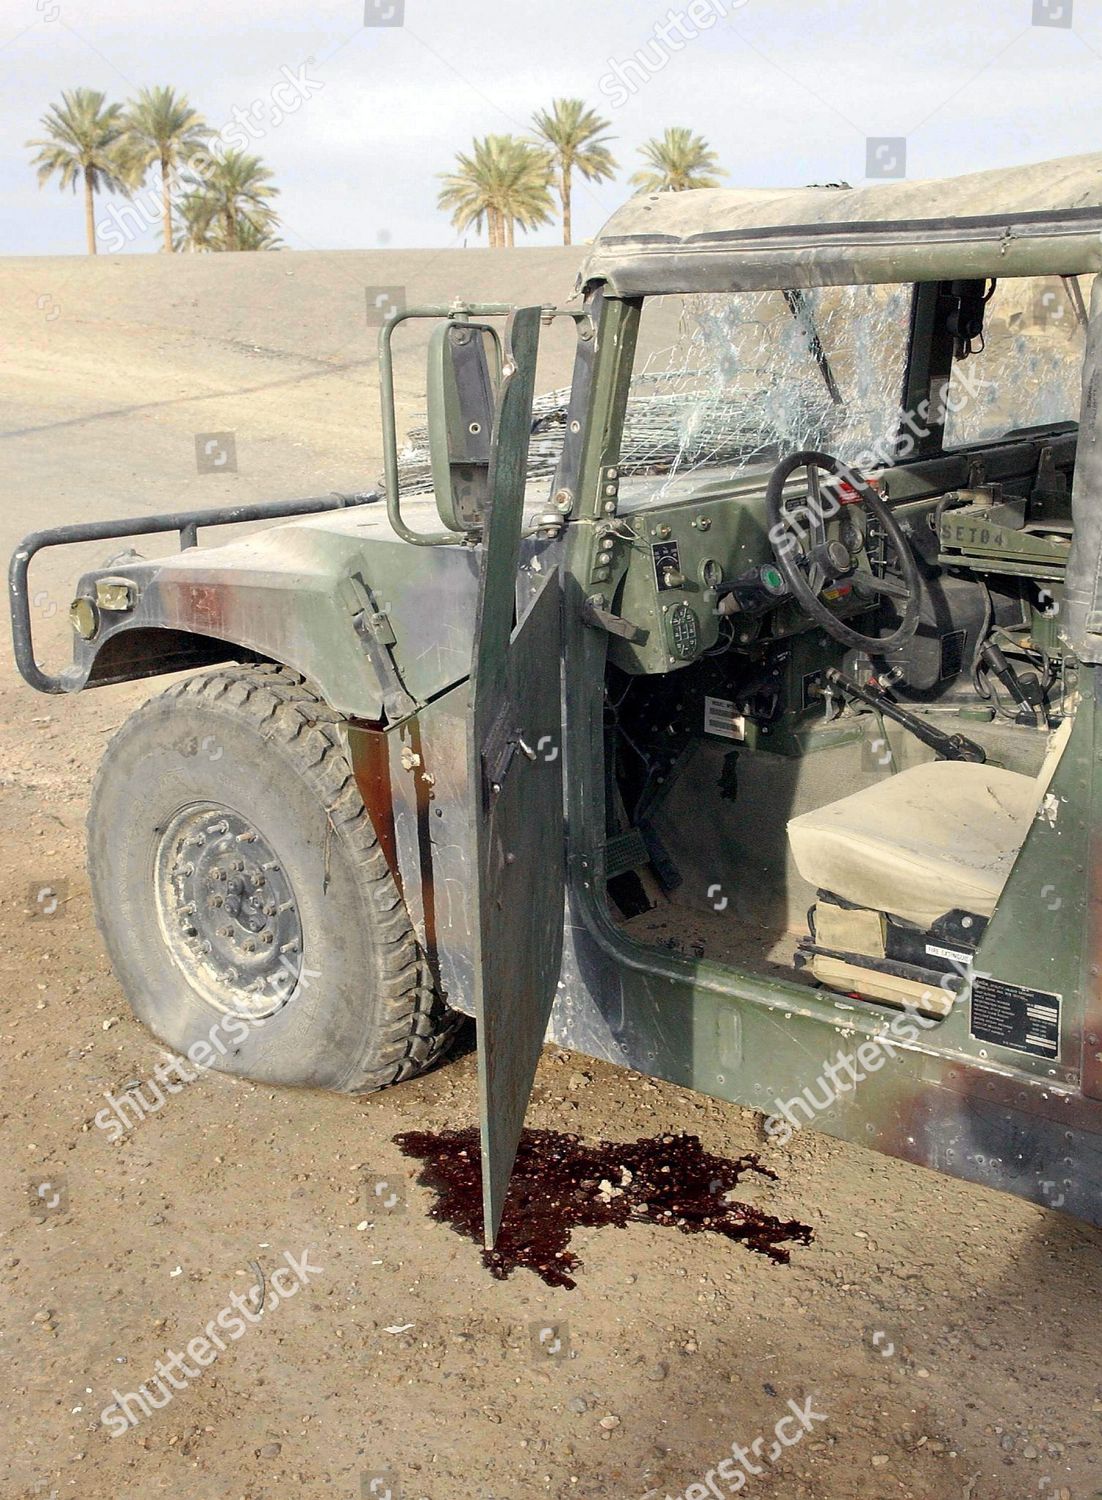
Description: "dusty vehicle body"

(11, 154), (1102, 1242)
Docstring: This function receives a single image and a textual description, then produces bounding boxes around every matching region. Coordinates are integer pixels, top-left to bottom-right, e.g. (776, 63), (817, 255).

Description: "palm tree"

(530, 98), (617, 246)
(438, 138), (496, 244)
(174, 180), (281, 252)
(630, 127), (727, 194)
(27, 88), (132, 253)
(494, 136), (555, 247)
(172, 190), (219, 251)
(233, 215), (284, 252)
(123, 86), (210, 252)
(438, 135), (554, 248)
(182, 149), (280, 252)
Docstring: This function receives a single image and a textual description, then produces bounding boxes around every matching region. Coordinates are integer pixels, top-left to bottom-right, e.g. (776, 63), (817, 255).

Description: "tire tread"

(89, 664), (459, 1094)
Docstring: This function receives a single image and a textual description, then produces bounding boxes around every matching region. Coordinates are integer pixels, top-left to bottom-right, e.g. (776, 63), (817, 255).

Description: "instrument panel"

(605, 485), (873, 676)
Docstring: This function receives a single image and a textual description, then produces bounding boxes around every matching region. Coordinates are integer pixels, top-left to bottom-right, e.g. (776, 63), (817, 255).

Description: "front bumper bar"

(8, 491), (378, 694)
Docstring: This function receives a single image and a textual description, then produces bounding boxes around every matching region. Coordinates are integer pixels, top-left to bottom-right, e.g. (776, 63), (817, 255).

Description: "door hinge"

(582, 592), (647, 643)
(340, 572), (417, 722)
(481, 700), (541, 802)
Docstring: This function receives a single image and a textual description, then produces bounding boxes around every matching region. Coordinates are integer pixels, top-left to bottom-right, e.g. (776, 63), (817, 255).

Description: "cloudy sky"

(3, 0), (1102, 256)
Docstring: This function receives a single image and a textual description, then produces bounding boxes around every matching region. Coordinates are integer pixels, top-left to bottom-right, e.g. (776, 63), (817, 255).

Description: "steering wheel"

(765, 449), (921, 653)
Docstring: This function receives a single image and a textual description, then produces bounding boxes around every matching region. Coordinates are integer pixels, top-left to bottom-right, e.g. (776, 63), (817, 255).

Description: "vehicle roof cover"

(579, 153), (1102, 296)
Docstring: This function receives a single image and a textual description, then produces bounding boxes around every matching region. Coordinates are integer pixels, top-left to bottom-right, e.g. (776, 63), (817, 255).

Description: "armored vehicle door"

(468, 306), (566, 1247)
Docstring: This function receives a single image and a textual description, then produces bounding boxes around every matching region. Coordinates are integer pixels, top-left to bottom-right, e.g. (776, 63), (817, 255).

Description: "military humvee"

(12, 154), (1102, 1244)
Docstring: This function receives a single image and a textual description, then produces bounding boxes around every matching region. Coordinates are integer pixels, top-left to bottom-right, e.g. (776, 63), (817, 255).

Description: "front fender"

(58, 508), (484, 722)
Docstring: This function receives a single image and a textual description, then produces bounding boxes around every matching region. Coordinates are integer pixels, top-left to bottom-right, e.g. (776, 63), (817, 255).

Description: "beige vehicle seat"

(787, 716), (1074, 929)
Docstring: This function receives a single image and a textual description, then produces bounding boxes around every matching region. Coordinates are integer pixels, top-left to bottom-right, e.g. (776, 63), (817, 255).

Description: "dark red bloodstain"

(395, 1127), (813, 1290)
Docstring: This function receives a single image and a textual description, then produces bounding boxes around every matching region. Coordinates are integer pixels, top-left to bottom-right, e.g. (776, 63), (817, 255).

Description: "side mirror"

(426, 321), (499, 532)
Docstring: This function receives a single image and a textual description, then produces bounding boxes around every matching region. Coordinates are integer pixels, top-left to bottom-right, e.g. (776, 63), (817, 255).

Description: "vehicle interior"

(601, 274), (1085, 1026)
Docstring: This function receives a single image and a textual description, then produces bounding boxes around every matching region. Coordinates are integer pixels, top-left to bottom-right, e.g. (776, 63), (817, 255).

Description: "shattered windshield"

(394, 285), (915, 503)
(622, 283), (914, 497)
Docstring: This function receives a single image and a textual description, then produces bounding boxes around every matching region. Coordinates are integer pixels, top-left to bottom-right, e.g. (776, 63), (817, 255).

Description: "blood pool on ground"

(396, 1126), (813, 1290)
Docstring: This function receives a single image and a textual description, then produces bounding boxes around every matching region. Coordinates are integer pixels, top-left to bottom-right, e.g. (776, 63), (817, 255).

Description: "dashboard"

(606, 477), (875, 677)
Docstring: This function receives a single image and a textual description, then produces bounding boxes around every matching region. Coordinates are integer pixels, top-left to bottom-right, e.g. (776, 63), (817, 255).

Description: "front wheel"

(88, 664), (458, 1092)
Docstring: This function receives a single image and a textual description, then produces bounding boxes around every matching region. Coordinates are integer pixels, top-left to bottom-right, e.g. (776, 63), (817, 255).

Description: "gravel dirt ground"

(1, 252), (1099, 1500)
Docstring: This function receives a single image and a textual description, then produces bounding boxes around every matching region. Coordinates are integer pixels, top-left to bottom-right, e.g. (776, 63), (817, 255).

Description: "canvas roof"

(579, 153), (1102, 295)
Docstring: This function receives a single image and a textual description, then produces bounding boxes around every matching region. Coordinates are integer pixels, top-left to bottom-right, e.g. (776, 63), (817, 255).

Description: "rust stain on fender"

(161, 579), (229, 636)
(347, 722), (402, 891)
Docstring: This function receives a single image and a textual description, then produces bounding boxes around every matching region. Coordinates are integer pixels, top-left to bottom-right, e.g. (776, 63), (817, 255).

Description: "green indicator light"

(761, 565), (784, 592)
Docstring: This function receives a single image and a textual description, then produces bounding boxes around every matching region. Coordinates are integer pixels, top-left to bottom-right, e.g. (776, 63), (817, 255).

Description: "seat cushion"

(788, 760), (1039, 927)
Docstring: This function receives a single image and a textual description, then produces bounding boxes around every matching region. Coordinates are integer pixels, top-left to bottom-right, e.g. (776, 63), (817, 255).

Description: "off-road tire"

(88, 663), (459, 1092)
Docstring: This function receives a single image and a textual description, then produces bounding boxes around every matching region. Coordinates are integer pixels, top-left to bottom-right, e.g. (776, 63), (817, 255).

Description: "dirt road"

(1, 252), (1098, 1500)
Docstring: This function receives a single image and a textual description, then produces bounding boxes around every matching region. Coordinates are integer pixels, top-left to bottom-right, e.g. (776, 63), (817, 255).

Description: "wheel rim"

(153, 803), (303, 1020)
